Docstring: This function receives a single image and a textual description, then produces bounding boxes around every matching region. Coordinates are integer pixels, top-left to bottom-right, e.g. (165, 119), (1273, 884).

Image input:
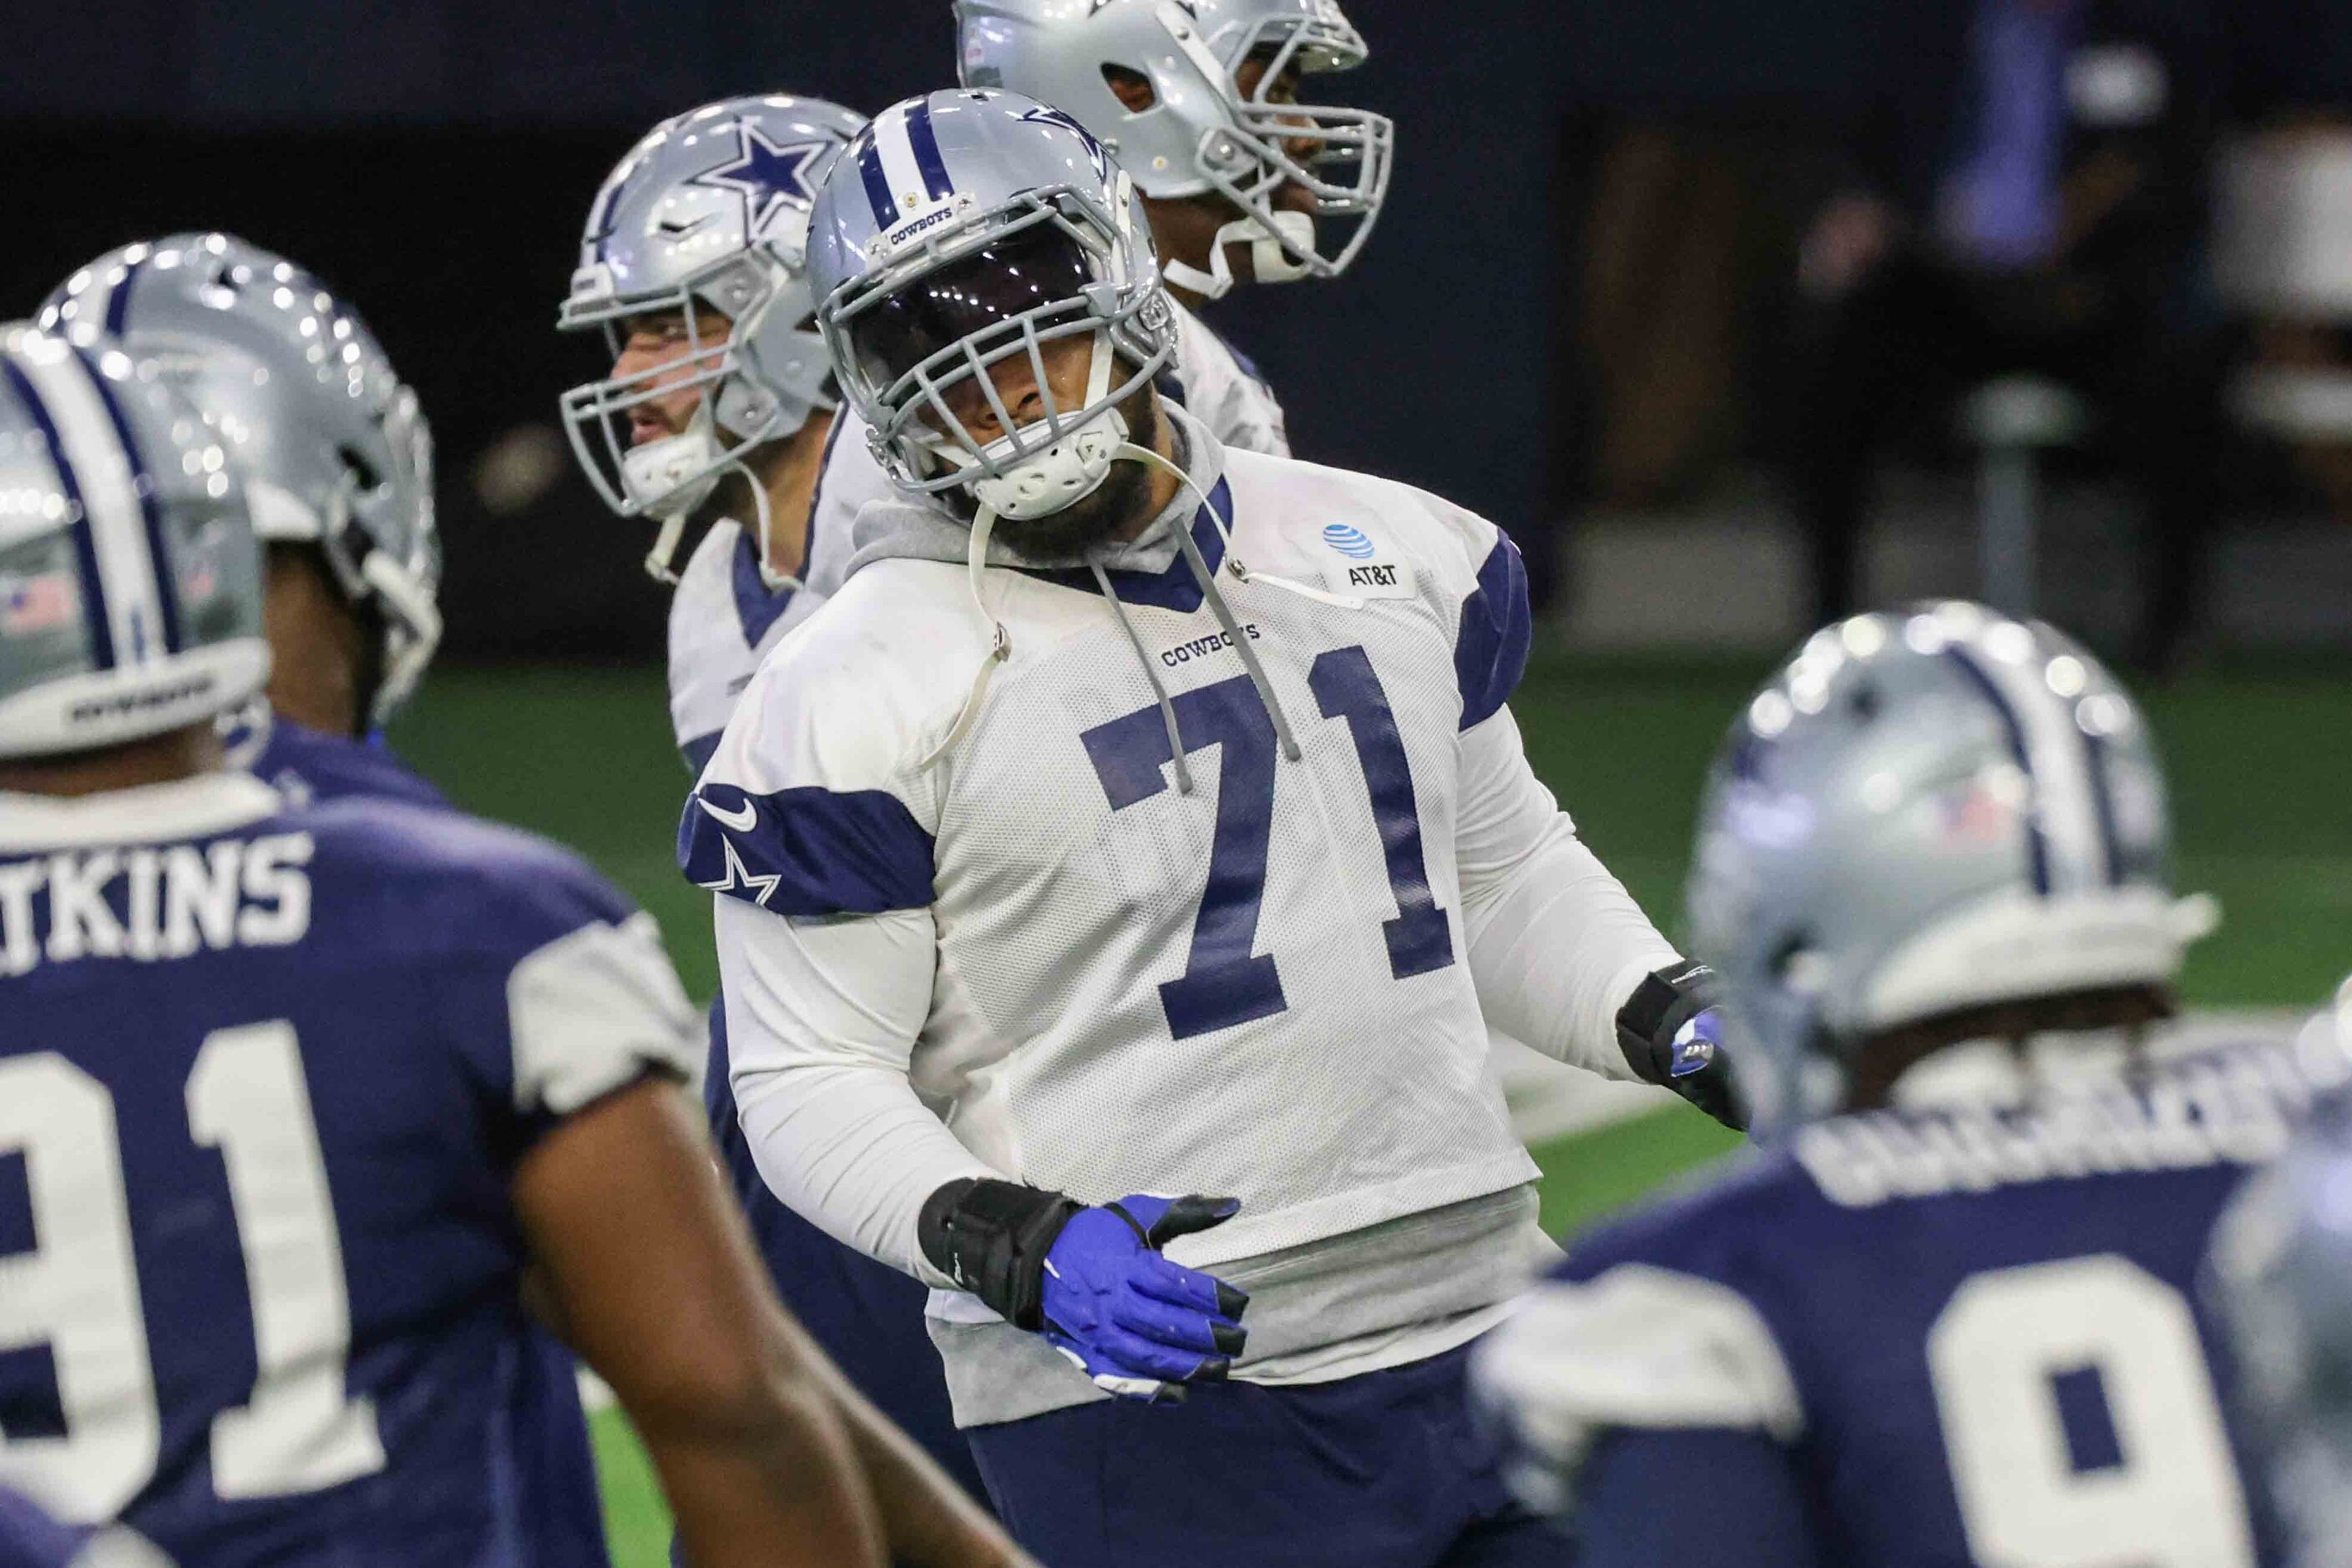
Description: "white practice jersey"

(665, 303), (1287, 769)
(683, 409), (1681, 1318)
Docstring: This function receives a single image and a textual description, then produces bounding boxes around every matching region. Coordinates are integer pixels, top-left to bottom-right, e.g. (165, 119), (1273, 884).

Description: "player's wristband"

(1616, 959), (1746, 1130)
(917, 1178), (1082, 1331)
(1614, 958), (1720, 1083)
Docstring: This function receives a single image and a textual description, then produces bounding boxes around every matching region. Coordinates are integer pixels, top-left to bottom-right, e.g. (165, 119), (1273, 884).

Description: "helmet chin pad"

(964, 402), (1130, 520)
(925, 324), (1129, 522)
(1163, 211), (1318, 300)
(620, 417), (726, 522)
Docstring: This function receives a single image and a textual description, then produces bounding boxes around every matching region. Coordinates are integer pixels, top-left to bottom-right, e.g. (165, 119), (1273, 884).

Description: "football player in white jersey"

(680, 91), (1738, 1567)
(559, 94), (870, 772)
(954, 0), (1394, 451)
(562, 92), (1015, 1512)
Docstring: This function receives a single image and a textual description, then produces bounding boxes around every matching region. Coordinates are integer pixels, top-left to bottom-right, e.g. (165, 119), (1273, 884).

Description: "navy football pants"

(966, 1341), (1555, 1567)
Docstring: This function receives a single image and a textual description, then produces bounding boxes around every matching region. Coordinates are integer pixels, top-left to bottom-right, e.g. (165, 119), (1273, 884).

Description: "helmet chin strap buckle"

(1161, 211), (1318, 300)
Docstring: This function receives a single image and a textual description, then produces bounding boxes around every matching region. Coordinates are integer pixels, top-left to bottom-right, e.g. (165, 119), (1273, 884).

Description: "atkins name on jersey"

(0, 833), (311, 976)
(0, 770), (695, 1564)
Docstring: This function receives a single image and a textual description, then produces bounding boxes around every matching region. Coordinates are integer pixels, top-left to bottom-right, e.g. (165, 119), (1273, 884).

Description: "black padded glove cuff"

(1615, 959), (1721, 1085)
(916, 1178), (1082, 1331)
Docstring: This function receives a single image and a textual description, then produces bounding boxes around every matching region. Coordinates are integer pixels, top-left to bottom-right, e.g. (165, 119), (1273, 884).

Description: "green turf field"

(387, 644), (2347, 1564)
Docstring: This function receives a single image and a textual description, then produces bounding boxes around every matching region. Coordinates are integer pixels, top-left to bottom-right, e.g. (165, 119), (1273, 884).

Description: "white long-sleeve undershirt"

(1456, 706), (1682, 1081)
(719, 899), (987, 1286)
(718, 703), (1681, 1286)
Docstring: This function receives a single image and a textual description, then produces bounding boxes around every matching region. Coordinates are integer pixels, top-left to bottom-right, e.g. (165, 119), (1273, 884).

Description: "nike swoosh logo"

(698, 795), (758, 832)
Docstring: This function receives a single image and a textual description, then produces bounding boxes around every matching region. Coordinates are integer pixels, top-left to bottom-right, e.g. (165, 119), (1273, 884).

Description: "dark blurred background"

(6, 0), (2350, 668)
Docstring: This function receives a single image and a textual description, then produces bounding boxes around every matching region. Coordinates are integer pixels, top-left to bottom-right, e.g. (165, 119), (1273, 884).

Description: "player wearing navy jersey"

(1474, 602), (2301, 1568)
(0, 1490), (164, 1568)
(0, 328), (1028, 1568)
(38, 236), (612, 1564)
(43, 235), (445, 802)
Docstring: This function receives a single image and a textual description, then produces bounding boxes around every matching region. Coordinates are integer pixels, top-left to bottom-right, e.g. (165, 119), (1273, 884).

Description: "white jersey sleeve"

(1470, 1264), (1804, 1495)
(1411, 497), (1680, 1080)
(1170, 305), (1291, 458)
(509, 908), (702, 1116)
(681, 583), (998, 1282)
(717, 898), (991, 1282)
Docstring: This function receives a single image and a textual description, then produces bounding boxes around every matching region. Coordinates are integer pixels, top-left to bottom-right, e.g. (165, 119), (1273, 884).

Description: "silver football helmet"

(808, 89), (1176, 522)
(1686, 601), (2211, 1125)
(0, 326), (268, 759)
(2212, 1073), (2352, 1568)
(559, 94), (866, 579)
(958, 0), (1393, 299)
(41, 234), (439, 727)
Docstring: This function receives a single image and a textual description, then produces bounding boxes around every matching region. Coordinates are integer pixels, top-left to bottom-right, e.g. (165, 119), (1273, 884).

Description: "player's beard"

(984, 383), (1163, 563)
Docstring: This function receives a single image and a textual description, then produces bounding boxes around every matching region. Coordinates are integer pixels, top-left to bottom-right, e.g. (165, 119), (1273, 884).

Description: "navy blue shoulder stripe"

(72, 346), (182, 654)
(1, 357), (114, 670)
(1455, 531), (1531, 730)
(679, 781), (935, 916)
(731, 527), (799, 648)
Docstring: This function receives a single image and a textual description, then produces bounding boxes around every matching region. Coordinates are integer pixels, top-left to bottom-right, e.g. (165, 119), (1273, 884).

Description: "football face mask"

(833, 205), (1165, 520)
(809, 94), (1176, 524)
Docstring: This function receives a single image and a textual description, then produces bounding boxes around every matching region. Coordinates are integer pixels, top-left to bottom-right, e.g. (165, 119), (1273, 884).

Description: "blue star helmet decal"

(688, 122), (831, 237)
(1017, 104), (1113, 181)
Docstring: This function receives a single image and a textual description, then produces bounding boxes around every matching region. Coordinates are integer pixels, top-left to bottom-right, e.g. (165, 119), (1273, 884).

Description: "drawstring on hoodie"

(916, 503), (1014, 771)
(1090, 559), (1196, 794)
(1117, 442), (1305, 763)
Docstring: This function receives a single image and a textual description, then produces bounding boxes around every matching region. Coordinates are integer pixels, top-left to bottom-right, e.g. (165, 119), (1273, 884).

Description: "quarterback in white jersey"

(683, 91), (1738, 1566)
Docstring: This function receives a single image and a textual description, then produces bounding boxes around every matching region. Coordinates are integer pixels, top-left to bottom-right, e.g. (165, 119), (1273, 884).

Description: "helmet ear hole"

(1101, 64), (1157, 112)
(337, 444), (383, 494)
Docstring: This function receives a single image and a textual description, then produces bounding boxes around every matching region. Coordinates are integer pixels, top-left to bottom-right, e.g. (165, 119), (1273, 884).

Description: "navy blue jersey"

(1475, 1048), (2319, 1568)
(0, 771), (695, 1566)
(0, 1489), (78, 1568)
(230, 714), (604, 1568)
(240, 717), (449, 814)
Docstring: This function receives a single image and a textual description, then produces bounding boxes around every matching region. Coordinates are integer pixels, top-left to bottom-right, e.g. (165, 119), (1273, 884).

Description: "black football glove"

(1615, 959), (1748, 1130)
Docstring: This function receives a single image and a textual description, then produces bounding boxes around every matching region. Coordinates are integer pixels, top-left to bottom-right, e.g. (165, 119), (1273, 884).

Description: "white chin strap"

(1161, 211), (1318, 301)
(943, 331), (1127, 521)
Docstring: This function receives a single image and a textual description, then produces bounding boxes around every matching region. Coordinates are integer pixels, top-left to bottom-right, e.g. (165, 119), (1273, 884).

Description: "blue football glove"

(1040, 1194), (1250, 1403)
